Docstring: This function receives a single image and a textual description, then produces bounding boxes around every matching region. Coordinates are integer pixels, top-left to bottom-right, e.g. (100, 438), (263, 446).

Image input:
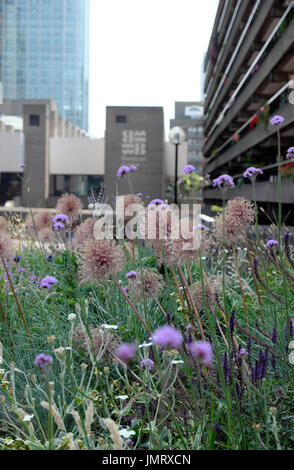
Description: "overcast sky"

(89, 0), (219, 139)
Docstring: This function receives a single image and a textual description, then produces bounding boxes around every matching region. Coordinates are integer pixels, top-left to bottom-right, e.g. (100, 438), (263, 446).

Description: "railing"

(205, 1), (294, 142)
(205, 81), (290, 166)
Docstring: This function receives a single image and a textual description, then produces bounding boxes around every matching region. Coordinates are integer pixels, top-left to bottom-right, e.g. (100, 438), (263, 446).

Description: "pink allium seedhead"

(127, 268), (165, 303)
(80, 240), (123, 283)
(33, 211), (52, 231)
(73, 218), (95, 249)
(39, 227), (55, 243)
(0, 216), (7, 232)
(215, 197), (255, 243)
(0, 232), (14, 259)
(152, 325), (184, 350)
(56, 193), (83, 220)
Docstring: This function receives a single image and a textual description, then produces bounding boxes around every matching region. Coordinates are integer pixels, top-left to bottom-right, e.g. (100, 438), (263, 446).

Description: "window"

(116, 115), (126, 124)
(29, 114), (40, 126)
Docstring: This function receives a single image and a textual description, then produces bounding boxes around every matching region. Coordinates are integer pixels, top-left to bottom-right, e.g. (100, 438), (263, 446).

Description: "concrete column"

(58, 116), (65, 137)
(50, 110), (58, 138)
(71, 125), (77, 138)
(21, 103), (50, 207)
(5, 125), (14, 133)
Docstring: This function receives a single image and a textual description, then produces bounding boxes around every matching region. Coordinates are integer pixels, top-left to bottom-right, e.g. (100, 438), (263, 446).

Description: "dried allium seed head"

(56, 193), (83, 220)
(39, 227), (55, 243)
(215, 198), (255, 243)
(0, 232), (14, 259)
(72, 218), (95, 249)
(33, 211), (52, 230)
(72, 324), (120, 362)
(190, 276), (222, 313)
(0, 216), (7, 232)
(127, 268), (165, 302)
(123, 194), (142, 221)
(80, 240), (123, 282)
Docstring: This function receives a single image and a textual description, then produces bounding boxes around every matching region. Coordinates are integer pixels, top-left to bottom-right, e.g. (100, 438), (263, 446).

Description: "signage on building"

(121, 130), (147, 166)
(185, 106), (203, 119)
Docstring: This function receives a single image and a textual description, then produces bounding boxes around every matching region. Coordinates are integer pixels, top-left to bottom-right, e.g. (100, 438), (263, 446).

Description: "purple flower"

(183, 165), (196, 175)
(212, 174), (235, 189)
(243, 167), (263, 179)
(115, 343), (137, 364)
(46, 254), (54, 262)
(187, 340), (213, 366)
(270, 115), (285, 127)
(148, 199), (168, 210)
(125, 270), (137, 279)
(116, 165), (130, 179)
(40, 275), (58, 289)
(205, 174), (211, 180)
(136, 193), (143, 197)
(129, 165), (137, 172)
(20, 164), (25, 168)
(286, 147), (294, 160)
(194, 224), (206, 231)
(34, 353), (53, 368)
(13, 254), (21, 263)
(53, 214), (70, 224)
(152, 325), (184, 349)
(53, 222), (65, 231)
(141, 358), (155, 370)
(266, 238), (278, 248)
(238, 348), (248, 357)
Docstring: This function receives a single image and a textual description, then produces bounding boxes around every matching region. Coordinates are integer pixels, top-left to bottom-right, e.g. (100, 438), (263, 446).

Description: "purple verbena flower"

(129, 165), (137, 172)
(183, 165), (196, 175)
(286, 147), (294, 160)
(116, 165), (130, 179)
(141, 358), (155, 370)
(187, 340), (213, 366)
(136, 193), (143, 197)
(270, 115), (285, 127)
(243, 167), (263, 179)
(40, 275), (58, 289)
(34, 353), (53, 368)
(205, 174), (211, 180)
(266, 238), (278, 248)
(152, 325), (183, 349)
(53, 214), (70, 225)
(125, 270), (137, 279)
(212, 174), (235, 189)
(115, 343), (137, 364)
(53, 222), (65, 231)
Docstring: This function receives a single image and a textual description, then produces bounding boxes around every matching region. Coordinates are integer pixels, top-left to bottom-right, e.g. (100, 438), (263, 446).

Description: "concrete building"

(0, 101), (189, 208)
(0, 0), (89, 131)
(104, 106), (165, 201)
(170, 102), (205, 174)
(0, 99), (103, 207)
(203, 0), (294, 222)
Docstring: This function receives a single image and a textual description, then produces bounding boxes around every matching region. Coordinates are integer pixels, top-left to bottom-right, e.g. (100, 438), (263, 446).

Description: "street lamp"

(169, 126), (186, 204)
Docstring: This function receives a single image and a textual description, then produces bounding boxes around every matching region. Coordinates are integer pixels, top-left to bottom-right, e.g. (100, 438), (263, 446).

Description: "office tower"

(0, 0), (89, 130)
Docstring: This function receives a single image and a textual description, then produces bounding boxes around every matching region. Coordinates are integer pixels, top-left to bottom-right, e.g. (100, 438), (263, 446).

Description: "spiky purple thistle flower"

(183, 165), (196, 175)
(212, 174), (235, 189)
(187, 340), (213, 366)
(270, 115), (285, 127)
(266, 238), (278, 248)
(125, 270), (137, 279)
(115, 343), (137, 364)
(34, 353), (53, 368)
(116, 165), (130, 179)
(243, 167), (263, 179)
(152, 325), (183, 349)
(286, 147), (294, 160)
(13, 254), (21, 263)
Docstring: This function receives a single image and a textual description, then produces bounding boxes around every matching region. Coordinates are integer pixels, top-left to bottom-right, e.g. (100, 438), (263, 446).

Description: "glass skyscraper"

(0, 0), (89, 131)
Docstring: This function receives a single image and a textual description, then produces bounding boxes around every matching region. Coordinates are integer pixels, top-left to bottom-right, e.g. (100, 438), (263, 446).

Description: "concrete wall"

(0, 132), (24, 172)
(104, 107), (164, 201)
(49, 138), (104, 175)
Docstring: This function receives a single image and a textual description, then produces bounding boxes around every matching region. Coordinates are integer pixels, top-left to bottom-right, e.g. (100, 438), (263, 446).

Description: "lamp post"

(169, 126), (186, 204)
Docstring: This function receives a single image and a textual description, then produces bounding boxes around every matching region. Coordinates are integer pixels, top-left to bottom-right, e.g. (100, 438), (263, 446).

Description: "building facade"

(0, 0), (89, 131)
(104, 106), (165, 201)
(170, 102), (205, 174)
(203, 0), (294, 222)
(0, 101), (189, 208)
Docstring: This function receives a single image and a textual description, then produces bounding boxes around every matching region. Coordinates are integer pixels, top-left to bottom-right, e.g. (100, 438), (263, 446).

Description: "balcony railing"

(205, 1), (294, 143)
